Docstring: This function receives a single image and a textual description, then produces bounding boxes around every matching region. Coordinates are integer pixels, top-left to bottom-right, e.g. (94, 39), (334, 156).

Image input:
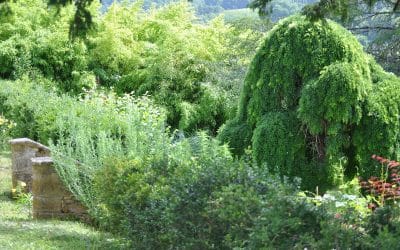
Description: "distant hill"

(101, 0), (316, 22)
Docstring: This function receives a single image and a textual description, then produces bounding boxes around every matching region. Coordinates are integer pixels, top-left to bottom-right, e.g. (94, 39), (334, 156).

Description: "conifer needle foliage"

(219, 15), (400, 190)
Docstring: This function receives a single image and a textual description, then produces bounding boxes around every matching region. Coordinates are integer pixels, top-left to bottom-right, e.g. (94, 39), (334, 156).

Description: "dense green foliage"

(2, 1), (400, 249)
(89, 2), (234, 133)
(51, 91), (166, 212)
(0, 0), (263, 133)
(93, 134), (243, 248)
(2, 76), (400, 248)
(249, 0), (400, 75)
(0, 0), (96, 92)
(219, 15), (400, 190)
(0, 78), (71, 143)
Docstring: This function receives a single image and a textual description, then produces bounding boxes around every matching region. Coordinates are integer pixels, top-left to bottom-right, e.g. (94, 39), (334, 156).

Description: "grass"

(0, 150), (129, 250)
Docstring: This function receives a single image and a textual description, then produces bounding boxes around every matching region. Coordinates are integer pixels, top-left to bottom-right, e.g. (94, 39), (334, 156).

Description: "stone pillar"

(9, 138), (50, 192)
(32, 157), (88, 221)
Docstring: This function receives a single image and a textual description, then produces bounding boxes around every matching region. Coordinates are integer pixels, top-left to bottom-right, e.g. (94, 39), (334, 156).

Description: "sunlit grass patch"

(0, 218), (128, 250)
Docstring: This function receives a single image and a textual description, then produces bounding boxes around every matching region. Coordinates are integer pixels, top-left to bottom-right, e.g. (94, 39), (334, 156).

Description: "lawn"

(0, 151), (128, 250)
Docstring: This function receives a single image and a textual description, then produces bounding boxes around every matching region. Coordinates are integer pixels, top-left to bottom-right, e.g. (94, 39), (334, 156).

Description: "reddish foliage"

(359, 155), (400, 210)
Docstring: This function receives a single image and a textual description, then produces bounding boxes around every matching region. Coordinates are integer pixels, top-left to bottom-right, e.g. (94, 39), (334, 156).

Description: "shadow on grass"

(0, 193), (11, 201)
(0, 217), (129, 249)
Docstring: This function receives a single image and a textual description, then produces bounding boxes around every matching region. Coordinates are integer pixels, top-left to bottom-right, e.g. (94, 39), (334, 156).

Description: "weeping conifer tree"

(219, 15), (400, 190)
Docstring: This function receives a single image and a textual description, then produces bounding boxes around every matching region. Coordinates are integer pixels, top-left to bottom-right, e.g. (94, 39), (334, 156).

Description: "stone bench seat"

(9, 138), (88, 221)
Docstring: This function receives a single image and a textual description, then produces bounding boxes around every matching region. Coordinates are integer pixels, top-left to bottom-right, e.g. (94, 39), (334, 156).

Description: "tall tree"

(48, 0), (98, 37)
(0, 0), (98, 37)
(249, 0), (399, 19)
(249, 0), (400, 75)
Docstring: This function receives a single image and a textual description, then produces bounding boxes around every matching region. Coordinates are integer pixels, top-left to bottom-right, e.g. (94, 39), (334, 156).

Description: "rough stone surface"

(9, 138), (50, 192)
(32, 156), (89, 221)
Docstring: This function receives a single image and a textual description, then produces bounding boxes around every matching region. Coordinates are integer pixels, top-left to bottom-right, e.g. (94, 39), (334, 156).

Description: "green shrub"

(94, 141), (386, 249)
(219, 15), (400, 190)
(0, 78), (69, 143)
(88, 2), (240, 133)
(367, 206), (400, 248)
(1, 0), (263, 133)
(93, 133), (241, 248)
(50, 90), (166, 212)
(0, 78), (166, 216)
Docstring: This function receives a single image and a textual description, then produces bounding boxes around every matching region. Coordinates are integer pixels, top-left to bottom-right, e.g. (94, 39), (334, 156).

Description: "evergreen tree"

(219, 15), (400, 190)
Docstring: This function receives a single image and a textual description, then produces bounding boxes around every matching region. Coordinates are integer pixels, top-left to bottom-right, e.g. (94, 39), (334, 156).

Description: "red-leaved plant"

(359, 155), (400, 210)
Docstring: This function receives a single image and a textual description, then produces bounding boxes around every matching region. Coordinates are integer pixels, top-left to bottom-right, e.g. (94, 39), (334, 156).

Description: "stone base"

(32, 157), (89, 222)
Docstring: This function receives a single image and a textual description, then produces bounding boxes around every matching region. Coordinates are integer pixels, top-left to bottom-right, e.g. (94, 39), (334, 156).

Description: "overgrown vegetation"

(0, 0), (262, 134)
(1, 0), (400, 248)
(89, 2), (234, 133)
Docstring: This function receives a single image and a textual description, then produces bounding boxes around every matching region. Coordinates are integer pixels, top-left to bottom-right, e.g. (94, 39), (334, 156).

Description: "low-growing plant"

(359, 155), (400, 208)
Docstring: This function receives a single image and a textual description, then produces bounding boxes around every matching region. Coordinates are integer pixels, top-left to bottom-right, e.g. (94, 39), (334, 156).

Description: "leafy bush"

(219, 15), (400, 190)
(49, 90), (166, 212)
(0, 78), (164, 208)
(368, 205), (400, 241)
(0, 78), (71, 143)
(0, 77), (166, 222)
(95, 149), (400, 249)
(89, 2), (240, 133)
(93, 133), (242, 248)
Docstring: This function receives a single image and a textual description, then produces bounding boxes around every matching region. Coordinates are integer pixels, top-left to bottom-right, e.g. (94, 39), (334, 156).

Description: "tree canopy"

(0, 0), (97, 37)
(219, 15), (400, 190)
(249, 0), (400, 20)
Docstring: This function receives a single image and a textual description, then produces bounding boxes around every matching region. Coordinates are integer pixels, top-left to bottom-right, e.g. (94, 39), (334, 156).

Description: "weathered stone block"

(9, 138), (50, 192)
(31, 156), (88, 221)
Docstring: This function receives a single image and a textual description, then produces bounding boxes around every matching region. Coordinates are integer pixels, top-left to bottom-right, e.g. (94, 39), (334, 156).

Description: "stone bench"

(32, 157), (88, 221)
(9, 138), (50, 192)
(9, 138), (88, 221)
